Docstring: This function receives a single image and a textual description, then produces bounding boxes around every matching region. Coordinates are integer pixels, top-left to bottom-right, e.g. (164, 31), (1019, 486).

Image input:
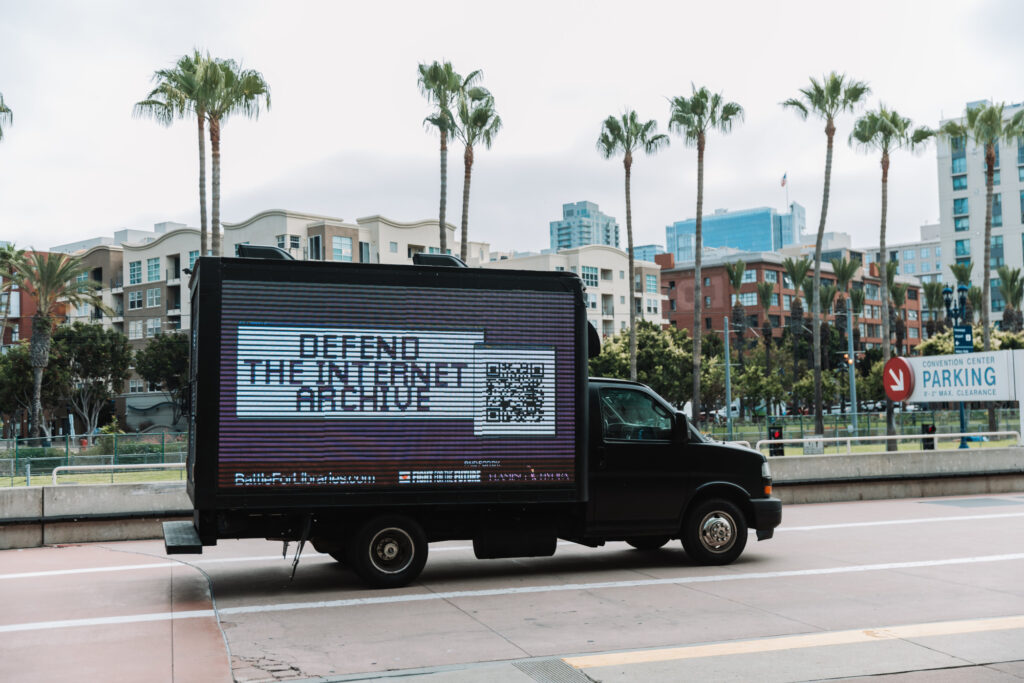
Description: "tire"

(626, 536), (670, 551)
(347, 516), (428, 588)
(681, 498), (747, 565)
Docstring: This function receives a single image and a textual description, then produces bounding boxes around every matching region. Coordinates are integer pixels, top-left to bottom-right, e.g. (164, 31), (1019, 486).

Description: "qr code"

(485, 363), (546, 423)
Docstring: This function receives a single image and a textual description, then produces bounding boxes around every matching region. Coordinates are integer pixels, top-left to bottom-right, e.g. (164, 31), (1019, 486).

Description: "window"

(991, 235), (1004, 267)
(1019, 167), (1024, 183)
(953, 197), (968, 215)
(904, 263), (915, 274)
(146, 287), (161, 308)
(147, 257), (160, 282)
(129, 379), (144, 393)
(188, 250), (199, 269)
(783, 294), (792, 311)
(360, 242), (370, 263)
(619, 270), (624, 280)
(764, 271), (778, 283)
(146, 318), (162, 337)
(993, 170), (1001, 186)
(599, 388), (672, 442)
(704, 296), (711, 307)
(742, 269), (757, 283)
(129, 320), (144, 340)
(128, 291), (143, 310)
(954, 217), (969, 231)
(935, 246), (941, 259)
(581, 266), (598, 287)
(601, 269), (613, 281)
(739, 292), (757, 306)
(920, 248), (930, 259)
(332, 235), (353, 262)
(771, 293), (780, 307)
(620, 296), (625, 304)
(951, 157), (966, 174)
(645, 274), (657, 293)
(129, 261), (142, 285)
(907, 289), (917, 300)
(703, 277), (711, 287)
(389, 241), (398, 253)
(1021, 190), (1024, 223)
(956, 257), (971, 266)
(10, 323), (17, 342)
(585, 293), (597, 309)
(646, 298), (658, 314)
(308, 235), (322, 260)
(705, 318), (712, 330)
(669, 300), (676, 311)
(909, 327), (919, 339)
(276, 235), (287, 250)
(903, 249), (916, 261)
(555, 266), (565, 272)
(992, 279), (1005, 312)
(783, 275), (793, 289)
(908, 310), (918, 321)
(865, 284), (879, 299)
(952, 175), (967, 190)
(955, 239), (971, 257)
(992, 193), (1002, 227)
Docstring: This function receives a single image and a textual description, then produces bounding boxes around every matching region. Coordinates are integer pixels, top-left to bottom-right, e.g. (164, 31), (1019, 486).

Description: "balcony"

(166, 268), (181, 285)
(167, 301), (182, 316)
(110, 277), (123, 293)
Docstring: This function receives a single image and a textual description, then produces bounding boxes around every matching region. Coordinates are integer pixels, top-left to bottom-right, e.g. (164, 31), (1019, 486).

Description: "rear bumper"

(750, 497), (782, 540)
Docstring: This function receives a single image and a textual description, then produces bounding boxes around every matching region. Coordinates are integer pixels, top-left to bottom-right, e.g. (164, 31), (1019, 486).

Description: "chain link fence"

(0, 432), (187, 486)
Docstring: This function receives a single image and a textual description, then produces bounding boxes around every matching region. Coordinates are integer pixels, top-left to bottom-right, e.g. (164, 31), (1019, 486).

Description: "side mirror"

(673, 411), (689, 443)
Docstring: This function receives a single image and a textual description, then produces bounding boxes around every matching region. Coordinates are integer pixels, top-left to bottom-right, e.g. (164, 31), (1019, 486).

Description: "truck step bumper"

(163, 520), (203, 555)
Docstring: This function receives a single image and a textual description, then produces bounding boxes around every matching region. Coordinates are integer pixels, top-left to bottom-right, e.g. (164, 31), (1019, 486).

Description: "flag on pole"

(781, 173), (787, 187)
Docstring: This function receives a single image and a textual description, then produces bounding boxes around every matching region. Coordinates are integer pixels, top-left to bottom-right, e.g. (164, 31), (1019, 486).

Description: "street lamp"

(942, 283), (970, 448)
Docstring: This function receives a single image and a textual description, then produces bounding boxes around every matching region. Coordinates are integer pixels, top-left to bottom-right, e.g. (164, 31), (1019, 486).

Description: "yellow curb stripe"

(564, 614), (1024, 669)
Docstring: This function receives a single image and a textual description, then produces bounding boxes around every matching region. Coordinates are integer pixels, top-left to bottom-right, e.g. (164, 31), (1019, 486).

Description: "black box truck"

(164, 252), (781, 587)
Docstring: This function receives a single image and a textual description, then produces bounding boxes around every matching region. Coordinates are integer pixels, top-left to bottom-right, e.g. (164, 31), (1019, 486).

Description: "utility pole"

(724, 316), (732, 441)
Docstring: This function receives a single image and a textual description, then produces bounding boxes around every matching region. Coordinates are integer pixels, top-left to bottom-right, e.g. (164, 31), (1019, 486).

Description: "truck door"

(588, 386), (687, 530)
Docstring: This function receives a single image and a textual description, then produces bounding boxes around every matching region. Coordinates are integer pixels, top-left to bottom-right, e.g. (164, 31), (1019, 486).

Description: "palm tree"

(726, 259), (747, 350)
(135, 51), (216, 256)
(830, 256), (861, 343)
(949, 262), (974, 325)
(968, 286), (983, 325)
(668, 85), (743, 432)
(940, 104), (1024, 352)
(850, 287), (865, 351)
(756, 281), (775, 395)
(0, 244), (25, 344)
(783, 72), (870, 434)
(205, 58), (271, 257)
(996, 266), (1023, 333)
(419, 62), (479, 255)
(597, 110), (669, 383)
(922, 281), (946, 337)
(0, 91), (11, 142)
(783, 256), (811, 383)
(890, 283), (908, 356)
(455, 83), (501, 262)
(13, 252), (108, 437)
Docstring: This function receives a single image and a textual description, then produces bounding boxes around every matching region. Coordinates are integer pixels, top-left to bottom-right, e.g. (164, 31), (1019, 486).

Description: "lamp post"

(943, 283), (970, 449)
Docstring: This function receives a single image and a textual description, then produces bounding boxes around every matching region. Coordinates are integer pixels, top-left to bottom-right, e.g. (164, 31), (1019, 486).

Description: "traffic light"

(922, 424), (936, 450)
(843, 353), (854, 367)
(769, 426), (785, 457)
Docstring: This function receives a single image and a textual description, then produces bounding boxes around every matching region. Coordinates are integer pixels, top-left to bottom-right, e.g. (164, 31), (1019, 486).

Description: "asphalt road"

(3, 493), (1024, 682)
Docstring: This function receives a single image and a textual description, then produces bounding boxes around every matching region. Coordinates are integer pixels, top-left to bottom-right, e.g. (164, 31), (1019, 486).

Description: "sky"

(1, 0), (1022, 255)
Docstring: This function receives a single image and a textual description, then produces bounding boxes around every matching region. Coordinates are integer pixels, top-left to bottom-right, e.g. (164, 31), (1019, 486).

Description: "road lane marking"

(563, 614), (1024, 668)
(2, 552), (1023, 634)
(4, 511), (1024, 580)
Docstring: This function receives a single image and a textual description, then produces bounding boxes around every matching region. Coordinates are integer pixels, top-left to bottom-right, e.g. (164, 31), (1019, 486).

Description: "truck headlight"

(761, 461), (771, 479)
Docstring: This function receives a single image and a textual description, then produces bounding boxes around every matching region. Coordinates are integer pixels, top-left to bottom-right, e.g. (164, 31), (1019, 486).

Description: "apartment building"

(482, 244), (668, 337)
(656, 251), (923, 353)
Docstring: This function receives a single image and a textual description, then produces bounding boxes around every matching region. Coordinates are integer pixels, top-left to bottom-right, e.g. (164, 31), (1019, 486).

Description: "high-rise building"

(549, 201), (619, 251)
(666, 203), (805, 263)
(936, 100), (1024, 325)
(632, 244), (665, 262)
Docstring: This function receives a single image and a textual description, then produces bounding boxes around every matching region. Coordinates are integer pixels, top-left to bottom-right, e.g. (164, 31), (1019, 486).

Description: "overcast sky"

(1, 0), (1022, 255)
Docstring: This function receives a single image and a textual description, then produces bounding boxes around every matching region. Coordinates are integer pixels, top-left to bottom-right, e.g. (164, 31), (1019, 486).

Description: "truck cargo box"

(187, 257), (590, 513)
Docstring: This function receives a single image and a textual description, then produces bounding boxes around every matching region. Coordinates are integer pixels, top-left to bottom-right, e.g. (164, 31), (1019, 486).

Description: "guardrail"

(755, 431), (1022, 456)
(51, 462), (186, 485)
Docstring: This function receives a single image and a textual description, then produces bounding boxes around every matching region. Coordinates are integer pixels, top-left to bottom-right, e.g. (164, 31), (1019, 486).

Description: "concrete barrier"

(0, 449), (1022, 549)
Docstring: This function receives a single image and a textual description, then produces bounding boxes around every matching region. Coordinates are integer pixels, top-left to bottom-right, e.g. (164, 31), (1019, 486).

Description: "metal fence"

(0, 432), (188, 486)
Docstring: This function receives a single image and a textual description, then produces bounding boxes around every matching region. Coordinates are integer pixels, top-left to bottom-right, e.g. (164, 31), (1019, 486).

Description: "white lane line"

(4, 511), (1024, 581)
(3, 552), (1023, 634)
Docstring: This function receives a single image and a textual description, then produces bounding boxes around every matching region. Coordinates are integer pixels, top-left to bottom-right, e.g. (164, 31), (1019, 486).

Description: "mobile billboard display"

(188, 258), (587, 504)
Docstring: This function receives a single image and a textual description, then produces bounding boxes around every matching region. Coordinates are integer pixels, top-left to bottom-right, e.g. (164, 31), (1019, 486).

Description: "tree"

(53, 323), (131, 440)
(830, 256), (861, 343)
(783, 256), (811, 380)
(13, 252), (108, 437)
(0, 343), (69, 439)
(939, 103), (1024, 352)
(419, 61), (479, 255)
(850, 287), (865, 352)
(597, 110), (669, 383)
(996, 266), (1023, 333)
(0, 243), (25, 343)
(756, 281), (775, 396)
(668, 85), (743, 431)
(0, 91), (11, 142)
(890, 283), (908, 356)
(725, 260), (747, 371)
(782, 72), (870, 434)
(589, 321), (690, 407)
(205, 58), (271, 257)
(135, 51), (216, 256)
(454, 81), (501, 262)
(950, 262), (974, 324)
(135, 332), (191, 426)
(922, 281), (946, 337)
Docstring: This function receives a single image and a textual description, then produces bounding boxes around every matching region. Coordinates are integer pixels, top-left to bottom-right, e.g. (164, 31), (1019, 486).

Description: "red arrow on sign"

(883, 357), (914, 402)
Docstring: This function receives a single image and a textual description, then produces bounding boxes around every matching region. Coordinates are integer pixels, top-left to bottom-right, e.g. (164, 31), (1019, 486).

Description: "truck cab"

(584, 378), (780, 564)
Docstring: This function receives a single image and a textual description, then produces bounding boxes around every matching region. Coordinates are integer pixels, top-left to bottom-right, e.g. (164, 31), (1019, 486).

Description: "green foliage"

(53, 322), (131, 436)
(135, 332), (190, 425)
(949, 262), (973, 286)
(863, 360), (885, 403)
(725, 260), (745, 296)
(0, 342), (70, 429)
(910, 325), (1024, 356)
(589, 321), (690, 406)
(667, 85), (744, 146)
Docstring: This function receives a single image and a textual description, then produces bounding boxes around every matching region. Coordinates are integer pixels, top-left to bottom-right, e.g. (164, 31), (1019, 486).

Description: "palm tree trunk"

(210, 116), (222, 257)
(460, 144), (473, 263)
(692, 137), (705, 428)
(439, 130), (449, 254)
(813, 122), (836, 435)
(197, 113), (209, 256)
(624, 155), (636, 382)
(984, 145), (996, 432)
(28, 315), (51, 439)
(879, 152), (896, 449)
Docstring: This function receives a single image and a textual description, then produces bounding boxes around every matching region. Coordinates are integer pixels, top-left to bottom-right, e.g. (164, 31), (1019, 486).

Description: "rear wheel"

(681, 498), (747, 565)
(347, 516), (428, 588)
(626, 536), (670, 551)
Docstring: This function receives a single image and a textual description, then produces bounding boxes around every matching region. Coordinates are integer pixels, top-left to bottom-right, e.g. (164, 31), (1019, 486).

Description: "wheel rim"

(367, 527), (415, 574)
(698, 510), (736, 554)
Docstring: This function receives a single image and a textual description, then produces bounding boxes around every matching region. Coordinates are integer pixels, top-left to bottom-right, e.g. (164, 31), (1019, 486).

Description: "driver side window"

(600, 388), (672, 441)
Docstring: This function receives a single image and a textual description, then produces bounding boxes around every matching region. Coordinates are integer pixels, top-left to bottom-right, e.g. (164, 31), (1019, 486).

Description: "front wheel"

(347, 516), (428, 588)
(681, 498), (747, 565)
